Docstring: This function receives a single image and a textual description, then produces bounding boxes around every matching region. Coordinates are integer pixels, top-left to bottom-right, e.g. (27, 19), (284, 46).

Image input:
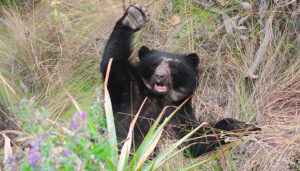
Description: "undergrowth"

(0, 0), (299, 170)
(3, 99), (113, 170)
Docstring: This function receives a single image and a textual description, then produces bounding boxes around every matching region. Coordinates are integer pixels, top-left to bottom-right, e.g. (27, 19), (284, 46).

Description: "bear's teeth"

(155, 84), (167, 93)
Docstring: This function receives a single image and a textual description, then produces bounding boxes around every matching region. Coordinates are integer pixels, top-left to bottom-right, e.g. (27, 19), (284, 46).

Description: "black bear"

(101, 4), (258, 157)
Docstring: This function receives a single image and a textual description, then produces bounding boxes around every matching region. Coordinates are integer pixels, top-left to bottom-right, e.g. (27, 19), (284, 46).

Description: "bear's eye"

(169, 63), (179, 73)
(151, 63), (158, 69)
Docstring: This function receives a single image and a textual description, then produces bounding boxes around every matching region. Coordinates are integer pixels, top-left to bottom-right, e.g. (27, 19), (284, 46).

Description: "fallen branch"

(245, 14), (273, 79)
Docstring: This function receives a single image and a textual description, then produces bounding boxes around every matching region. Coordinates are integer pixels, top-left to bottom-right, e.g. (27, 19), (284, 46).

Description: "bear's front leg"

(213, 118), (261, 132)
(101, 4), (150, 105)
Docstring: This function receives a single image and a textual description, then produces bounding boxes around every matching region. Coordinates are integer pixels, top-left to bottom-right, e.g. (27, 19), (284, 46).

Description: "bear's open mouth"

(154, 83), (167, 93)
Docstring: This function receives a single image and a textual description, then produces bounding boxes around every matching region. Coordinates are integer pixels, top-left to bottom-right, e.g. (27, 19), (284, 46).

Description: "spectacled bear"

(100, 4), (259, 157)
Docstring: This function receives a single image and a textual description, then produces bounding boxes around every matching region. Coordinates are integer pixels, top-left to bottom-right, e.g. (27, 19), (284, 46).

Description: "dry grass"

(0, 0), (299, 170)
(142, 1), (299, 170)
(0, 0), (125, 117)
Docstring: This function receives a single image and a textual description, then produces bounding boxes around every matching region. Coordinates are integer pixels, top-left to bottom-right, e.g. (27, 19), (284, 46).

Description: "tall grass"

(138, 0), (299, 169)
(0, 0), (299, 170)
(0, 0), (107, 118)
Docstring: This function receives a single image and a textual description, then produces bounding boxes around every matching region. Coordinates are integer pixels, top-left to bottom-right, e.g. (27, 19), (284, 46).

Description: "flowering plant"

(4, 100), (113, 170)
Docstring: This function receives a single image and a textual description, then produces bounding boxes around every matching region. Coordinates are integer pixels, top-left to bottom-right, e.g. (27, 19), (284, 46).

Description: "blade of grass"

(103, 58), (118, 165)
(145, 143), (193, 171)
(128, 106), (167, 170)
(0, 73), (19, 99)
(142, 122), (208, 171)
(58, 72), (82, 113)
(180, 141), (237, 171)
(117, 97), (148, 171)
(135, 129), (163, 170)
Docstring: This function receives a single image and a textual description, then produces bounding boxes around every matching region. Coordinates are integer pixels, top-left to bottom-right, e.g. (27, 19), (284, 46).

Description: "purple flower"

(70, 119), (78, 129)
(28, 139), (43, 170)
(30, 136), (43, 151)
(63, 149), (72, 156)
(4, 157), (16, 170)
(5, 157), (14, 165)
(76, 112), (88, 119)
(29, 153), (41, 167)
(37, 136), (43, 149)
(28, 145), (41, 170)
(30, 142), (35, 148)
(29, 148), (38, 154)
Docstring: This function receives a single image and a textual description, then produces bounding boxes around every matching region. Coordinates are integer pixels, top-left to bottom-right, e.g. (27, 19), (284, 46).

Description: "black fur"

(101, 4), (259, 157)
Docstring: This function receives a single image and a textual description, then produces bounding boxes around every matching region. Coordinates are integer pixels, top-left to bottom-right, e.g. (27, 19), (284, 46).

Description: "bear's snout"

(155, 73), (166, 83)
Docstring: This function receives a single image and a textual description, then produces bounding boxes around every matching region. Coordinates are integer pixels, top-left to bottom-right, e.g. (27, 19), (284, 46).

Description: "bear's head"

(136, 46), (199, 102)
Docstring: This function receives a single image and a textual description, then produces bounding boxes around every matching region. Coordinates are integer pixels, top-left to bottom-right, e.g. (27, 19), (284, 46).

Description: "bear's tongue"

(154, 84), (167, 93)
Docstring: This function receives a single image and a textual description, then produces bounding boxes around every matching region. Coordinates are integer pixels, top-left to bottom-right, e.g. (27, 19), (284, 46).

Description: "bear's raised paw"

(121, 4), (150, 31)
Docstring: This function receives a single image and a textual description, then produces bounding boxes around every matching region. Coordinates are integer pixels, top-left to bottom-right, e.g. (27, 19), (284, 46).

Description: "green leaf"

(104, 86), (118, 166)
(143, 122), (208, 171)
(130, 97), (191, 170)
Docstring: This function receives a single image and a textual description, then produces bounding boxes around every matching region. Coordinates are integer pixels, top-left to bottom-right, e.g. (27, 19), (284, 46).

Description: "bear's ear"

(138, 46), (151, 59)
(185, 53), (199, 67)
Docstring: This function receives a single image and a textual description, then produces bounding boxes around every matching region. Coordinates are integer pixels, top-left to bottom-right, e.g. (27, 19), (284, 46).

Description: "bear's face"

(136, 46), (199, 102)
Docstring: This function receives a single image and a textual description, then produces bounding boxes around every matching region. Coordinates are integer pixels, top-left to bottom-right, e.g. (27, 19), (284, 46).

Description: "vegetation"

(0, 0), (299, 170)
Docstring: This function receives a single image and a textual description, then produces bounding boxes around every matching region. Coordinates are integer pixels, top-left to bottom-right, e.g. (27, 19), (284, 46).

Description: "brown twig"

(207, 124), (226, 156)
(104, 58), (113, 87)
(55, 99), (70, 123)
